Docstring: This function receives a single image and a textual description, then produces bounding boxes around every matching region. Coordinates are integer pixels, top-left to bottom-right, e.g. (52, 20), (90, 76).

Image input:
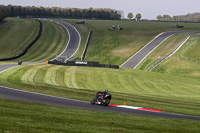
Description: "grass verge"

(0, 98), (200, 133)
(152, 34), (200, 78)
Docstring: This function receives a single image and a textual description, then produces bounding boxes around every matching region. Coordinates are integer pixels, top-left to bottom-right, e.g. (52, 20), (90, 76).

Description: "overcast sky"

(1, 0), (200, 19)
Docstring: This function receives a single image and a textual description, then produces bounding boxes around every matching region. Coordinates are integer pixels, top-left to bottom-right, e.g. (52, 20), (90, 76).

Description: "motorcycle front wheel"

(91, 98), (96, 104)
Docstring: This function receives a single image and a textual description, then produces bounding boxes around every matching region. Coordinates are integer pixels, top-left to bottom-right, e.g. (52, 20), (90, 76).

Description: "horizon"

(1, 0), (200, 19)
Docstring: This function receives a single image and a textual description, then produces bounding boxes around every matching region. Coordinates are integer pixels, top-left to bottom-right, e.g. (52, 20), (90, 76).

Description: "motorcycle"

(91, 91), (111, 106)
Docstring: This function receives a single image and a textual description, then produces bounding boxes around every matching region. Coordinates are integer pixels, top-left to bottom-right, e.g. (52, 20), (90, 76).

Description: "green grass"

(1, 64), (200, 116)
(61, 19), (200, 65)
(18, 20), (69, 62)
(1, 98), (200, 133)
(0, 18), (39, 59)
(0, 18), (69, 63)
(152, 34), (200, 78)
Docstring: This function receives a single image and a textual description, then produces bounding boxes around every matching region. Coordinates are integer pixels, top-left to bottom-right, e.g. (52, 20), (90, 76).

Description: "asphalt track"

(0, 86), (200, 120)
(0, 22), (200, 120)
(121, 31), (189, 69)
(53, 20), (81, 60)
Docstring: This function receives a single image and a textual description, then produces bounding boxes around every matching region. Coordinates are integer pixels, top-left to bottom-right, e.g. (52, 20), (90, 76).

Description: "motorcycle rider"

(96, 90), (109, 100)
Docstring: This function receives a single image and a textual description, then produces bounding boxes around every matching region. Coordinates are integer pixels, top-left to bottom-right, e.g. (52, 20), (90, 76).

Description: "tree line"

(0, 5), (122, 20)
(0, 6), (6, 22)
(157, 13), (200, 22)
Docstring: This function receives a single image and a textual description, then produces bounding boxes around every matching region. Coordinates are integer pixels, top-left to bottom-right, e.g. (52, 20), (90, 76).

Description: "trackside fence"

(81, 29), (92, 61)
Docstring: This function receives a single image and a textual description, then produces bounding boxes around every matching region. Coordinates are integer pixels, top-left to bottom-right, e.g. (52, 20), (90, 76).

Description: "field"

(1, 18), (200, 132)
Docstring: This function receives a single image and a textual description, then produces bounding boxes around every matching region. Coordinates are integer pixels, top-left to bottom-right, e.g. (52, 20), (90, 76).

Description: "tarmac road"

(54, 20), (81, 60)
(0, 62), (37, 73)
(120, 31), (189, 69)
(0, 86), (200, 121)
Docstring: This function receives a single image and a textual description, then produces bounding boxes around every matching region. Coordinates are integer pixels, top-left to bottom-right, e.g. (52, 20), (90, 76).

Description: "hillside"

(62, 19), (200, 66)
(0, 18), (39, 59)
(0, 18), (68, 62)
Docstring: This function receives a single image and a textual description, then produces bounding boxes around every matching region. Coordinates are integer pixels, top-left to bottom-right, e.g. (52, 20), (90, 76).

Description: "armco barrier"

(0, 19), (42, 61)
(81, 30), (92, 61)
(48, 60), (119, 69)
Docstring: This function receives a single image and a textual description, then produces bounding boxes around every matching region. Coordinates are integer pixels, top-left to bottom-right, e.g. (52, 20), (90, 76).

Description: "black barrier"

(48, 61), (119, 69)
(0, 19), (42, 61)
(81, 30), (92, 61)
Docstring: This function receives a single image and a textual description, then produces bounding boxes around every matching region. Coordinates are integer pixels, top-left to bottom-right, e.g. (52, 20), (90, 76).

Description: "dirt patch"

(190, 72), (200, 77)
(112, 47), (135, 57)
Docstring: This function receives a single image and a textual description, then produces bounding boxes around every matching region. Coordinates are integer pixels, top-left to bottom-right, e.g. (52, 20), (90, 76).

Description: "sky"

(1, 0), (200, 19)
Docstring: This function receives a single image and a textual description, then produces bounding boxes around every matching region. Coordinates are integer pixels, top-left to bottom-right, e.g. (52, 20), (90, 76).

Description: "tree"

(156, 15), (163, 21)
(127, 12), (133, 19)
(135, 13), (141, 21)
(110, 11), (121, 20)
(1, 5), (122, 20)
(163, 15), (171, 21)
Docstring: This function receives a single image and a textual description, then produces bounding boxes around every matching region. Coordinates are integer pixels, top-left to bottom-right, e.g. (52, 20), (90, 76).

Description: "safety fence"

(81, 29), (92, 61)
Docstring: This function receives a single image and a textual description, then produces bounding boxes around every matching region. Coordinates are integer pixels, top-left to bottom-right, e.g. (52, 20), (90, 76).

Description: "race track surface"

(0, 62), (36, 73)
(0, 86), (200, 121)
(121, 31), (188, 69)
(0, 22), (199, 120)
(54, 20), (81, 60)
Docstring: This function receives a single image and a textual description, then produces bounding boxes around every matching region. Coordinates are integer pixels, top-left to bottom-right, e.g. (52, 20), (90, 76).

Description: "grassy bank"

(0, 18), (39, 59)
(0, 18), (69, 63)
(152, 34), (200, 78)
(1, 98), (200, 133)
(62, 19), (200, 66)
(0, 64), (200, 116)
(17, 20), (69, 62)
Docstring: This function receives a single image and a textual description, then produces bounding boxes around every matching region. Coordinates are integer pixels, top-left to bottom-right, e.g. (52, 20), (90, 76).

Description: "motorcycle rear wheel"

(102, 98), (110, 106)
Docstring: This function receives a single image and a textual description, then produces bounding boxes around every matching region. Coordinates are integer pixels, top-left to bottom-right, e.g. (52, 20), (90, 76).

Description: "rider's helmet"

(105, 89), (108, 93)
